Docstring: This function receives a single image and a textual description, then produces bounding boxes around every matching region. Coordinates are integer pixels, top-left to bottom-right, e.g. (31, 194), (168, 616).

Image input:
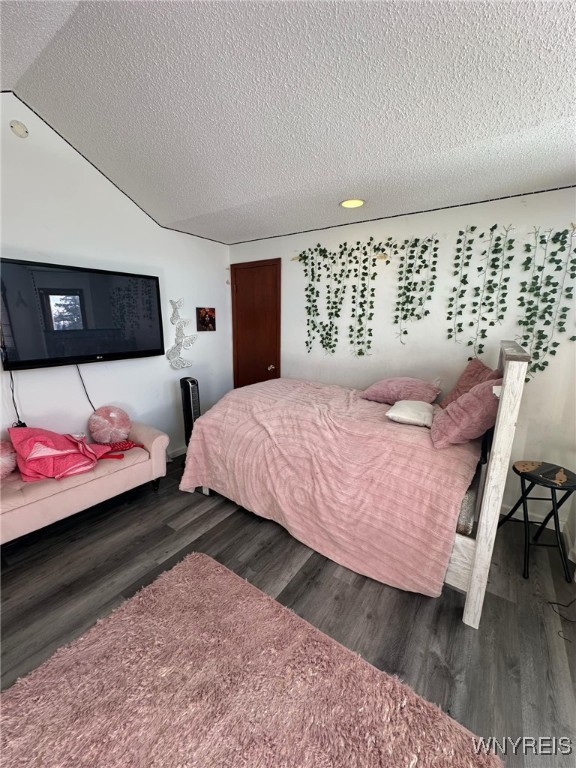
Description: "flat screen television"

(0, 258), (165, 371)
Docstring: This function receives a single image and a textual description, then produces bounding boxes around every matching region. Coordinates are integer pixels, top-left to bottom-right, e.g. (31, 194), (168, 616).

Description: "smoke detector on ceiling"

(10, 120), (29, 138)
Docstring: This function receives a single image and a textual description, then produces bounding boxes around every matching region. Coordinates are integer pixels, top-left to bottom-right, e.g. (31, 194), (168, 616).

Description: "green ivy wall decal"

(316, 244), (343, 353)
(469, 224), (516, 355)
(393, 234), (439, 342)
(446, 224), (518, 354)
(447, 225), (476, 342)
(300, 246), (320, 353)
(518, 226), (576, 377)
(297, 237), (389, 356)
(299, 223), (575, 375)
(348, 239), (391, 355)
(445, 223), (576, 375)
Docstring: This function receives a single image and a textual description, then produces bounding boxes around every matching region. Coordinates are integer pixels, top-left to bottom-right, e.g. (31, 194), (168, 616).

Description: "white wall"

(1, 93), (233, 455)
(230, 188), (576, 537)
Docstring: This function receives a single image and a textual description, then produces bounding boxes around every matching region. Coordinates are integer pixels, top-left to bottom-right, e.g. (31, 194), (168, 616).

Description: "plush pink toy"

(88, 406), (132, 444)
(0, 439), (17, 479)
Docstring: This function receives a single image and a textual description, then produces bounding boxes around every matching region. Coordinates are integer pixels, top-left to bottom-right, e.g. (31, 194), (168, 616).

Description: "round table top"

(513, 461), (576, 490)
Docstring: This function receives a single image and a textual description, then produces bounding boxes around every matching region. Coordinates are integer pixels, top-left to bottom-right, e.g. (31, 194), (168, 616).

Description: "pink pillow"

(88, 406), (132, 444)
(0, 439), (17, 479)
(430, 378), (502, 449)
(439, 358), (500, 408)
(360, 377), (440, 405)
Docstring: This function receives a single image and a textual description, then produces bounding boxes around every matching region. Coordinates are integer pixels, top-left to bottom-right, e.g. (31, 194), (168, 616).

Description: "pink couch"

(0, 422), (169, 545)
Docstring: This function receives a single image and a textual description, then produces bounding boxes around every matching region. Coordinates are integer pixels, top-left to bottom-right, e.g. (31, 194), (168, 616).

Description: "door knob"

(267, 365), (276, 371)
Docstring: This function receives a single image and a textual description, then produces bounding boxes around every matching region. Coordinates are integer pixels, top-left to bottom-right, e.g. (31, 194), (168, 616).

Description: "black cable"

(547, 597), (576, 623)
(76, 364), (96, 411)
(9, 369), (26, 426)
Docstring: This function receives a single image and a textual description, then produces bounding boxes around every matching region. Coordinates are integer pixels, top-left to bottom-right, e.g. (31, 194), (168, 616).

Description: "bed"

(180, 340), (530, 628)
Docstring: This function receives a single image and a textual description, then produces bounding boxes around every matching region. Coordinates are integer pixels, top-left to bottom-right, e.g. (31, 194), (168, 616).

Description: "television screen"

(0, 258), (165, 370)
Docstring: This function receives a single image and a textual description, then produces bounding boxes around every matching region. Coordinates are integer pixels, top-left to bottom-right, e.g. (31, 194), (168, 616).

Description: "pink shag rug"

(1, 554), (501, 767)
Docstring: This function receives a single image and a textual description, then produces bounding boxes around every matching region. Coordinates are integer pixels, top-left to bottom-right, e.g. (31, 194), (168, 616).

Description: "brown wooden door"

(231, 258), (281, 388)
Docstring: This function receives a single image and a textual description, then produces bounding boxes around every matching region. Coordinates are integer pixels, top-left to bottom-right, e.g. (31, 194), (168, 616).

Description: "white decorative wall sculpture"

(166, 298), (197, 369)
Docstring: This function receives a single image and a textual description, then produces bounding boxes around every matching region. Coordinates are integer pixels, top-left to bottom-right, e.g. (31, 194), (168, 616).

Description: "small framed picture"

(196, 307), (216, 331)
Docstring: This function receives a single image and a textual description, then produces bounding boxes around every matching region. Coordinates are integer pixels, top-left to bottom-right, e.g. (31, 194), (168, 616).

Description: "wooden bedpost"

(462, 341), (530, 628)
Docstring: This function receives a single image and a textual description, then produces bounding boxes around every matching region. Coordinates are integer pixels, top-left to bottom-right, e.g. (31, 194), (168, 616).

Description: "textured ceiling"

(2, 1), (575, 244)
(0, 2), (78, 90)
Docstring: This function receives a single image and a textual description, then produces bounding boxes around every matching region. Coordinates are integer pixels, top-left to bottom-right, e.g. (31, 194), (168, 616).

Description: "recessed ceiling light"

(10, 120), (29, 138)
(340, 198), (365, 209)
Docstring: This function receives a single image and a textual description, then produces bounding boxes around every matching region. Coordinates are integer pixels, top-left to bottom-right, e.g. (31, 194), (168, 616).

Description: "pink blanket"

(9, 427), (113, 482)
(180, 379), (481, 597)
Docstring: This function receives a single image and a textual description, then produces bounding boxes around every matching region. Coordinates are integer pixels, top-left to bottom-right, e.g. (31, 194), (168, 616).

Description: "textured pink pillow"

(431, 378), (502, 449)
(360, 377), (440, 405)
(88, 406), (132, 444)
(439, 358), (501, 408)
(0, 439), (17, 479)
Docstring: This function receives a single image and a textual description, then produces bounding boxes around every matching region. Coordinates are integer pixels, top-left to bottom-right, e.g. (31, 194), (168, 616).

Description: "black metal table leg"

(521, 477), (531, 579)
(498, 481), (536, 528)
(551, 487), (573, 582)
(532, 509), (555, 540)
(533, 489), (573, 542)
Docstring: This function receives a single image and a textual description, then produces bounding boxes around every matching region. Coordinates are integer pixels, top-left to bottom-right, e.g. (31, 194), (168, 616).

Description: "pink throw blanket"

(9, 427), (113, 482)
(180, 379), (481, 597)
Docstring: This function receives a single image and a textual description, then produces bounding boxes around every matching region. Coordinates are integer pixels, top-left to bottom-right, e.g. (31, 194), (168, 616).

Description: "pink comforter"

(180, 379), (481, 597)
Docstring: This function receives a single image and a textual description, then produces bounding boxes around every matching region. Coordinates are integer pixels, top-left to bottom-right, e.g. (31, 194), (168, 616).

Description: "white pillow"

(385, 400), (434, 428)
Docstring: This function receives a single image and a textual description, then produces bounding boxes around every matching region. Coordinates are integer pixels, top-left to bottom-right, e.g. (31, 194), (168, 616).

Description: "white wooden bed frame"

(445, 340), (530, 628)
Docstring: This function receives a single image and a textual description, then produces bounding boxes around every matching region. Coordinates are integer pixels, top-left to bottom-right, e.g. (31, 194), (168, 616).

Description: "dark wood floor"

(2, 459), (575, 767)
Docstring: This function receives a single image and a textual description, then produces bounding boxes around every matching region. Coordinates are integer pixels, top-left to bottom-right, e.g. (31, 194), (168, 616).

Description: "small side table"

(498, 461), (575, 582)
